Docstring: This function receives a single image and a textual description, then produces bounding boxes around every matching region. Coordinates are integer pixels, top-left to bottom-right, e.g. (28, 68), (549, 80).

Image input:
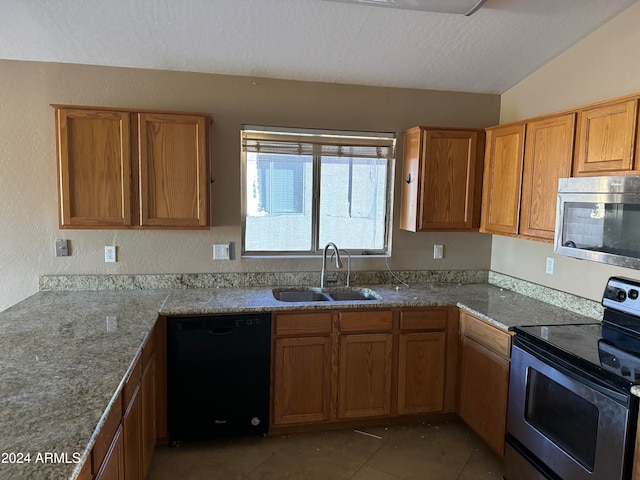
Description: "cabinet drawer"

(460, 311), (511, 358)
(400, 309), (447, 331)
(123, 353), (142, 409)
(339, 310), (393, 332)
(275, 313), (332, 336)
(91, 394), (123, 474)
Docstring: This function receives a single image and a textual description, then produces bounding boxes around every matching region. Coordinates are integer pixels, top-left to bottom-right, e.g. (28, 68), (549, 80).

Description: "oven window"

(525, 368), (599, 471)
(561, 202), (640, 258)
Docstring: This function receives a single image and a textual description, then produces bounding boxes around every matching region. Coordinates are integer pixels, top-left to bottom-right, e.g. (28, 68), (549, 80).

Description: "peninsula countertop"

(0, 282), (596, 479)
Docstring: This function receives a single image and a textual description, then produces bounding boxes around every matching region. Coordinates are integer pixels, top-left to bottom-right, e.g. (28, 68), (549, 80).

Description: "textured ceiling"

(0, 0), (637, 94)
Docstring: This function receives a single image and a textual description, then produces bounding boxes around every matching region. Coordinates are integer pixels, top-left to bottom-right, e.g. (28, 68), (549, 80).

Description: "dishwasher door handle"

(208, 327), (233, 335)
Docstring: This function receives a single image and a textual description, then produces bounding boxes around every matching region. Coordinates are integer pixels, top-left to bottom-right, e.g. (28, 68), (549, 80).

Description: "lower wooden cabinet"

(458, 311), (512, 456)
(337, 333), (393, 419)
(397, 331), (446, 415)
(141, 351), (156, 477)
(272, 336), (331, 425)
(271, 308), (457, 430)
(94, 425), (124, 480)
(88, 320), (160, 480)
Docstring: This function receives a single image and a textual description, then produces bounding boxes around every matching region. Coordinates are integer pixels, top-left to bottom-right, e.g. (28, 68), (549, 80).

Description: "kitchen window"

(241, 125), (396, 256)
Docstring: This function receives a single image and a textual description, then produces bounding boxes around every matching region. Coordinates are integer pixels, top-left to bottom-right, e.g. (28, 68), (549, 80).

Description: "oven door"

(507, 339), (633, 480)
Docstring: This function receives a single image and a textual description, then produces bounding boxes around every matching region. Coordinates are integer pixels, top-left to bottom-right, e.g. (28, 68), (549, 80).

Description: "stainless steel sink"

(327, 289), (380, 301)
(272, 287), (380, 303)
(273, 290), (330, 302)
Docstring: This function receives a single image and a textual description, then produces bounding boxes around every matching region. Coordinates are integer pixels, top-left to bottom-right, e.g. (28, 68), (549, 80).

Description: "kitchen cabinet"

(141, 330), (157, 478)
(480, 123), (526, 236)
(53, 105), (211, 229)
(337, 310), (393, 419)
(399, 126), (485, 232)
(573, 98), (638, 176)
(92, 394), (124, 478)
(397, 309), (449, 415)
(519, 113), (576, 240)
(122, 354), (143, 480)
(272, 313), (332, 425)
(271, 307), (458, 431)
(94, 425), (125, 480)
(458, 310), (512, 456)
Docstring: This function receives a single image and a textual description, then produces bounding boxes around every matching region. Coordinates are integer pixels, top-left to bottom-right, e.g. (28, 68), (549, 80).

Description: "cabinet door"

(273, 336), (331, 425)
(458, 336), (510, 456)
(399, 127), (484, 232)
(338, 333), (392, 419)
(141, 352), (156, 478)
(94, 425), (124, 480)
(480, 124), (525, 235)
(399, 127), (423, 232)
(520, 113), (575, 240)
(56, 108), (132, 228)
(420, 129), (484, 230)
(138, 113), (210, 228)
(574, 99), (638, 175)
(122, 385), (142, 480)
(397, 331), (446, 415)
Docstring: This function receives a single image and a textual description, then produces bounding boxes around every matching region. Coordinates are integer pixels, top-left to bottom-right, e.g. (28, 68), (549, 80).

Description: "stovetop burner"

(515, 277), (640, 391)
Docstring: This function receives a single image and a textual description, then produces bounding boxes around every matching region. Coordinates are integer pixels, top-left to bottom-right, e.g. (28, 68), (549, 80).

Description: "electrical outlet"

(105, 246), (117, 263)
(545, 257), (554, 275)
(433, 244), (444, 259)
(213, 243), (230, 260)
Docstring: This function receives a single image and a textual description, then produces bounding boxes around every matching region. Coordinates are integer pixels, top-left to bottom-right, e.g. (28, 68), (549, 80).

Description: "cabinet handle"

(405, 173), (412, 184)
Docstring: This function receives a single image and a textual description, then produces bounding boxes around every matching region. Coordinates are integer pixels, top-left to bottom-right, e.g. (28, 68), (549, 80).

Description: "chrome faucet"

(331, 249), (351, 287)
(321, 242), (343, 288)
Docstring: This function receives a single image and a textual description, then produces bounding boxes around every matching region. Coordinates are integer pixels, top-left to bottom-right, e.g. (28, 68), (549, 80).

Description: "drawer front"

(400, 309), (448, 331)
(460, 310), (511, 358)
(91, 394), (123, 474)
(339, 310), (393, 332)
(122, 353), (142, 409)
(275, 313), (332, 336)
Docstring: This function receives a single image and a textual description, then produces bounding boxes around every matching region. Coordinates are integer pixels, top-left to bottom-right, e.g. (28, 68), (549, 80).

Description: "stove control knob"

(617, 289), (627, 301)
(629, 289), (639, 300)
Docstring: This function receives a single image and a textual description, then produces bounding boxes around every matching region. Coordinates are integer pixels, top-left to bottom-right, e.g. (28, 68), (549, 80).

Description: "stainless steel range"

(505, 277), (640, 480)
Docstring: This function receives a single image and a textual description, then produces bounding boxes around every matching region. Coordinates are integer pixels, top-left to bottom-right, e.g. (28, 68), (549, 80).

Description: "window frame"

(240, 125), (396, 258)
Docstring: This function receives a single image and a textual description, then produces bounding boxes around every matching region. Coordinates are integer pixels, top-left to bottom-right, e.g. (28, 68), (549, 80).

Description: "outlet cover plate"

(105, 246), (117, 263)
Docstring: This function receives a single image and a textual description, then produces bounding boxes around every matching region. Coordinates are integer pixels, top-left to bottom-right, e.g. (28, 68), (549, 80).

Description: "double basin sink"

(273, 287), (380, 303)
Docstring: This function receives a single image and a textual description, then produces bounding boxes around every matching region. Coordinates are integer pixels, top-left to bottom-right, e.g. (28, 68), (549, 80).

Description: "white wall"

(496, 1), (640, 301)
(0, 60), (498, 312)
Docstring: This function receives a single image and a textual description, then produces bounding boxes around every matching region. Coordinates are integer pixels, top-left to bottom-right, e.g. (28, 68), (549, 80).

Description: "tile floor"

(147, 419), (504, 480)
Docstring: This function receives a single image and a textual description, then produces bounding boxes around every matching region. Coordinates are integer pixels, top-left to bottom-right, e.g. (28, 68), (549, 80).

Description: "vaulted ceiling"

(1, 0), (637, 93)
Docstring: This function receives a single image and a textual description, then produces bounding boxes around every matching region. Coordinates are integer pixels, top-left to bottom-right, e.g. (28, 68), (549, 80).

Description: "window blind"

(242, 126), (395, 159)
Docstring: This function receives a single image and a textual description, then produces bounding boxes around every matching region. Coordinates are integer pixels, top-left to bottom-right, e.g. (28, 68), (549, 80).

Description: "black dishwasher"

(167, 313), (271, 444)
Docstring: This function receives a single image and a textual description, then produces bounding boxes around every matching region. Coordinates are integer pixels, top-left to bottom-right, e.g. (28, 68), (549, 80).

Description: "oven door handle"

(514, 336), (630, 406)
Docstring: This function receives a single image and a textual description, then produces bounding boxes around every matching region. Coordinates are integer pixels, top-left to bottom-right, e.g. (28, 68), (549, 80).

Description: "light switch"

(433, 244), (444, 259)
(55, 239), (69, 257)
(213, 243), (230, 260)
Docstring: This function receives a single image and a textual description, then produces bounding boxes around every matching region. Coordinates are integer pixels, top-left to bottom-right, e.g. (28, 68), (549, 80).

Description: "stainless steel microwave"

(555, 176), (640, 269)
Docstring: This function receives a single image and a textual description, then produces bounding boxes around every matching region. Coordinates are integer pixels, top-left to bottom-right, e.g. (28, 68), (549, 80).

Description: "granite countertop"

(0, 282), (596, 480)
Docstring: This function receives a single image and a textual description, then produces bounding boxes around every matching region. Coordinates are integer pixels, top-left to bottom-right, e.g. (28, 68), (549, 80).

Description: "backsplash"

(39, 270), (489, 292)
(488, 271), (603, 319)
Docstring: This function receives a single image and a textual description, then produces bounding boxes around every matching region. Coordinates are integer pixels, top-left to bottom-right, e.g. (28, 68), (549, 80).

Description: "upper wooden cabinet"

(399, 126), (485, 232)
(480, 123), (526, 235)
(520, 113), (576, 240)
(54, 105), (211, 229)
(56, 108), (133, 228)
(574, 99), (638, 176)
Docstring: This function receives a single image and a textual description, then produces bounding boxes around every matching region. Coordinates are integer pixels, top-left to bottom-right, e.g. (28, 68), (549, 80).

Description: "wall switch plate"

(55, 239), (69, 257)
(433, 244), (444, 259)
(545, 256), (554, 275)
(105, 246), (117, 263)
(213, 243), (230, 260)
